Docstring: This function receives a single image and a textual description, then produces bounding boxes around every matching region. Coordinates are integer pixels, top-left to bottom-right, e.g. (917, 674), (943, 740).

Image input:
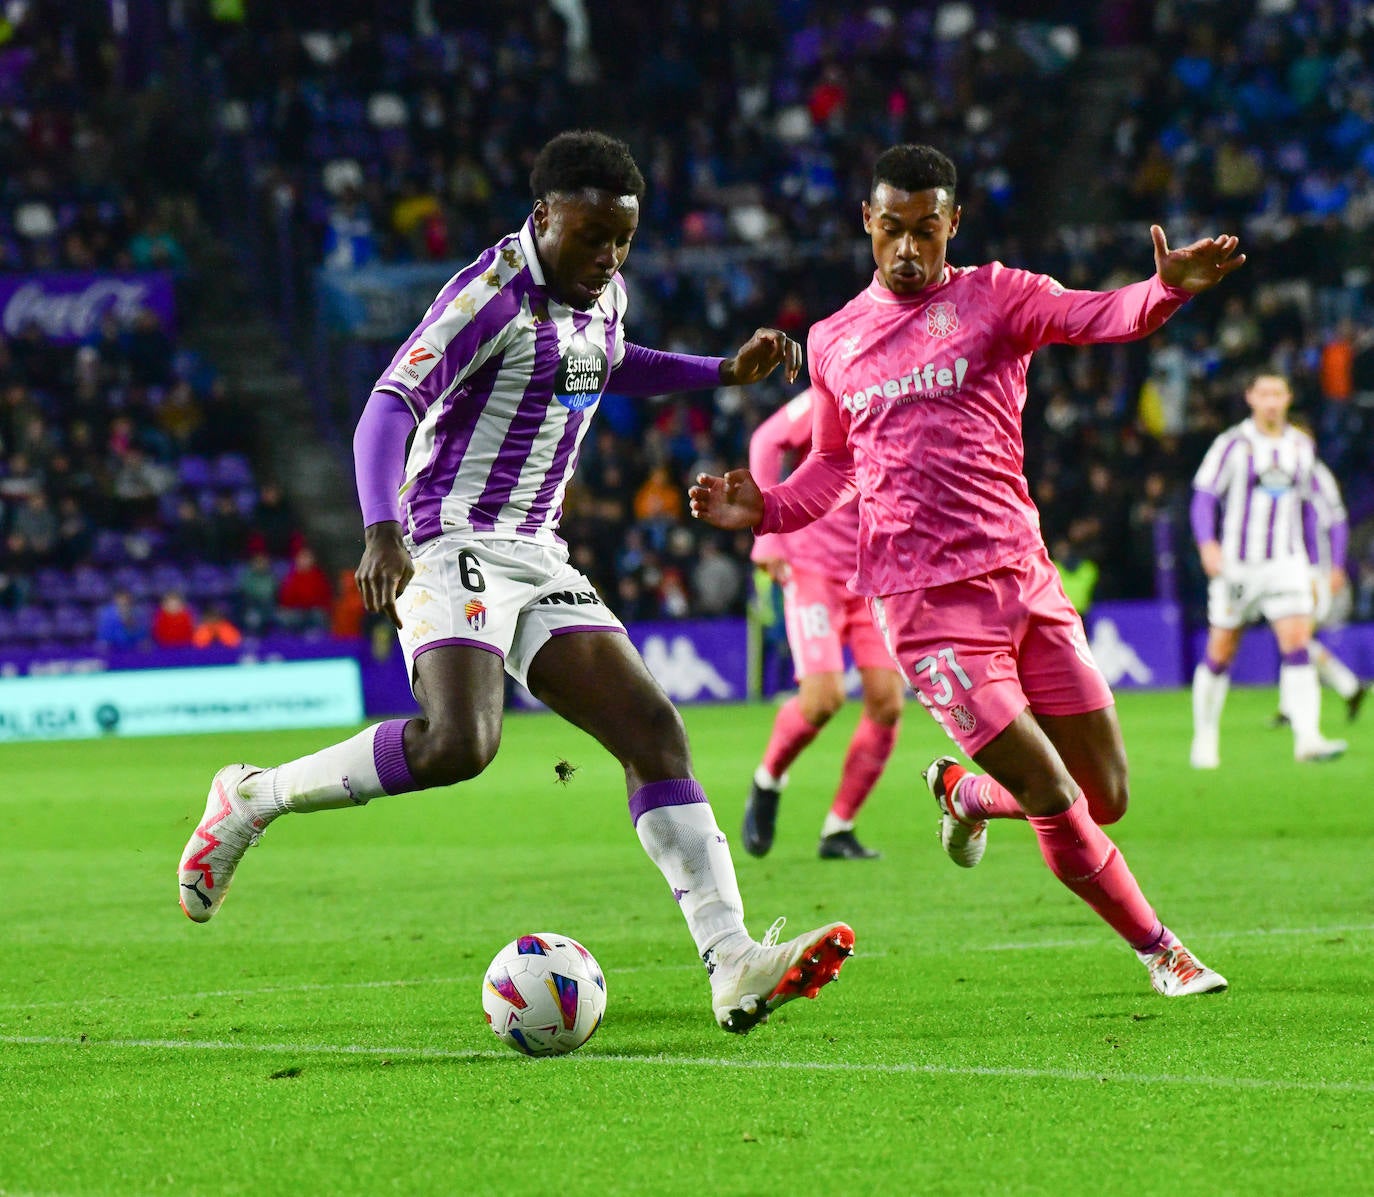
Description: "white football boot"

(706, 918), (854, 1034)
(1138, 942), (1228, 996)
(178, 764), (267, 922)
(1189, 735), (1220, 770)
(1294, 735), (1346, 763)
(924, 756), (987, 868)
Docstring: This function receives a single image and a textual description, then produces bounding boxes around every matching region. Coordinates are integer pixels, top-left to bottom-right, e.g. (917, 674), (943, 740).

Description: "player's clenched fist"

(690, 469), (765, 530)
(720, 328), (803, 386)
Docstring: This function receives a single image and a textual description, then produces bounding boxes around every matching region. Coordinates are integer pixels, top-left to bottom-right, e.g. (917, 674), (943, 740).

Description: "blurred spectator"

(276, 546), (333, 632)
(96, 589), (149, 650)
(12, 493), (57, 558)
(152, 591), (196, 648)
(193, 604), (244, 648)
(330, 568), (367, 638)
(692, 539), (744, 615)
(237, 550), (278, 634)
(204, 492), (249, 564)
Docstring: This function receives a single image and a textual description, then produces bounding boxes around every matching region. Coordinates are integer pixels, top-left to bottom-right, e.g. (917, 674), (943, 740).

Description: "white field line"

(2, 1034), (1372, 1095)
(2, 921), (1368, 1015)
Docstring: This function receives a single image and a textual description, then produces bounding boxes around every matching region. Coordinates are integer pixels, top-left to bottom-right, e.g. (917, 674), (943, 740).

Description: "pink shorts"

(782, 565), (895, 679)
(869, 548), (1112, 756)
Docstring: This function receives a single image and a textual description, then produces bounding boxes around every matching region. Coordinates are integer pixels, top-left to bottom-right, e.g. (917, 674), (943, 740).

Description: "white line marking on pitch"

(2, 1034), (1370, 1095)
(2, 923), (1368, 1014)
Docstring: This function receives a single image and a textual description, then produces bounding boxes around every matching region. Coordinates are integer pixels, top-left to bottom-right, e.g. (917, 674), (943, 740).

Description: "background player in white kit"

(1190, 373), (1347, 767)
(745, 388), (905, 861)
(1272, 456), (1367, 727)
(177, 131), (853, 1035)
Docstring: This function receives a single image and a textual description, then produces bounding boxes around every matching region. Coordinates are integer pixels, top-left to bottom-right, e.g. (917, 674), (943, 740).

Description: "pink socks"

(831, 714), (898, 821)
(761, 697), (822, 779)
(1028, 796), (1170, 952)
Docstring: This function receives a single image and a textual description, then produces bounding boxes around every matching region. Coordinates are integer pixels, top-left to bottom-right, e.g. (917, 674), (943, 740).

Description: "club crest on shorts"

(464, 599), (487, 631)
(949, 704), (977, 734)
(927, 302), (958, 338)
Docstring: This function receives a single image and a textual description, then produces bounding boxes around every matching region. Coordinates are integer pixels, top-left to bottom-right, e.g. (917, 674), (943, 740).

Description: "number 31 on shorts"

(910, 647), (972, 706)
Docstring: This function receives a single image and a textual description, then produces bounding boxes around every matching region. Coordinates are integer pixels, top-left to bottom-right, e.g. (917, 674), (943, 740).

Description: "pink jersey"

(749, 389), (860, 583)
(757, 264), (1191, 596)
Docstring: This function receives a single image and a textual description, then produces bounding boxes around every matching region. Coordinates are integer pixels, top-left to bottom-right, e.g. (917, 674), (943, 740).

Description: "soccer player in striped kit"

(1191, 374), (1350, 766)
(745, 388), (905, 860)
(179, 132), (854, 1034)
(693, 143), (1238, 996)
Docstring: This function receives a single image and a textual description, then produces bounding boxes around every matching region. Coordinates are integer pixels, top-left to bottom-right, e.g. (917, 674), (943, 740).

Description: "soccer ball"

(481, 933), (607, 1057)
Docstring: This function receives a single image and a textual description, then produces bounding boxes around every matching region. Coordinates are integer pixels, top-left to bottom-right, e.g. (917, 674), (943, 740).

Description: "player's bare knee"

(1085, 775), (1129, 824)
(799, 678), (845, 725)
(865, 694), (903, 726)
(410, 720), (500, 786)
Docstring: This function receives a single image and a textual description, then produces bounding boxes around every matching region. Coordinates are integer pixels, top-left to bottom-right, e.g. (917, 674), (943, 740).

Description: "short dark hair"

(872, 144), (957, 199)
(530, 131), (645, 200)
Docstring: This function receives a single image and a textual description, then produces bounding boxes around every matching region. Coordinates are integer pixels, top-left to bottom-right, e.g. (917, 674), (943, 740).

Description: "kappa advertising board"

(0, 659), (364, 742)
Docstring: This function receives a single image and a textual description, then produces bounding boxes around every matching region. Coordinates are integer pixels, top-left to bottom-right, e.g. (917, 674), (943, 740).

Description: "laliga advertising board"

(0, 659), (364, 742)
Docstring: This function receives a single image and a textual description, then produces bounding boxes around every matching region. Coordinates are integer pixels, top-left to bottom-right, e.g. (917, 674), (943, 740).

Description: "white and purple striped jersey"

(1191, 418), (1319, 565)
(374, 219), (626, 547)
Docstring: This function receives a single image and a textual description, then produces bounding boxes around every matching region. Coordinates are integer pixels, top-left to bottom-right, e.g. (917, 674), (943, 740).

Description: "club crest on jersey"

(464, 599), (487, 631)
(554, 334), (609, 411)
(926, 302), (958, 338)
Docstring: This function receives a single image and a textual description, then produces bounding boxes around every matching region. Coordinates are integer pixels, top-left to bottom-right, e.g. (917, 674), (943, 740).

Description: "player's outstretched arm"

(1152, 225), (1246, 293)
(690, 469), (765, 531)
(720, 328), (803, 386)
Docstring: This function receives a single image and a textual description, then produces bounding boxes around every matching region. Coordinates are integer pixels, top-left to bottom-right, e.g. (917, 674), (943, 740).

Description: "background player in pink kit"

(177, 131), (853, 1035)
(692, 144), (1245, 997)
(746, 388), (905, 861)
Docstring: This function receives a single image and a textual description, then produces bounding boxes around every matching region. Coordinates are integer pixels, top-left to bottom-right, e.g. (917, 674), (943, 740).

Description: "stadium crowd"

(3, 0), (1373, 650)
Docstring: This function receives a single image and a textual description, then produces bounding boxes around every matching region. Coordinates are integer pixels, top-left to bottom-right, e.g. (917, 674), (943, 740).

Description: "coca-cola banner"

(0, 272), (176, 344)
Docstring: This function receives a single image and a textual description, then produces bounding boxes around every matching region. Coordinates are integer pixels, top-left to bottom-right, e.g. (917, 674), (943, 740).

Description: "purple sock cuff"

(1281, 648), (1311, 666)
(628, 778), (707, 826)
(1133, 922), (1173, 954)
(1204, 657), (1230, 676)
(373, 718), (416, 795)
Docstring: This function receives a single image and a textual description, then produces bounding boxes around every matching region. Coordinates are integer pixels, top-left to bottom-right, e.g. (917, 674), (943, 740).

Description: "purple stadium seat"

(110, 565), (154, 600)
(32, 567), (69, 602)
(53, 604), (94, 641)
(150, 563), (190, 595)
(14, 606), (54, 641)
(93, 529), (127, 564)
(178, 456), (212, 488)
(234, 486), (258, 516)
(189, 562), (237, 600)
(72, 566), (109, 604)
(212, 453), (254, 488)
(0, 609), (16, 642)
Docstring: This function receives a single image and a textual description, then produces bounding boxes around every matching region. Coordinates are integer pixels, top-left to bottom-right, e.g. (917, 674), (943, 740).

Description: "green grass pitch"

(1, 687), (1371, 1195)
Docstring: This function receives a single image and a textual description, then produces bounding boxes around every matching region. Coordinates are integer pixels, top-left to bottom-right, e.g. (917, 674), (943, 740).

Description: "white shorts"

(394, 535), (625, 691)
(1207, 560), (1314, 630)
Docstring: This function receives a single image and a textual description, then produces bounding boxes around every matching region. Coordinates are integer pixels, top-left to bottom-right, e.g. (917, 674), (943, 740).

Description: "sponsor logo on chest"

(554, 333), (609, 411)
(840, 356), (970, 416)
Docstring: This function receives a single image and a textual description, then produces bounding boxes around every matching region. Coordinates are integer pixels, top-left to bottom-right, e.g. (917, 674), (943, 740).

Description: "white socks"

(1280, 661), (1322, 746)
(821, 811), (854, 837)
(1315, 645), (1361, 701)
(239, 721), (408, 824)
(1192, 661), (1230, 743)
(634, 798), (749, 957)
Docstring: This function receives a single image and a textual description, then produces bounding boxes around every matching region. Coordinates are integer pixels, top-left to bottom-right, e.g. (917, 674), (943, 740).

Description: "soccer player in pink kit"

(746, 388), (904, 860)
(692, 144), (1244, 996)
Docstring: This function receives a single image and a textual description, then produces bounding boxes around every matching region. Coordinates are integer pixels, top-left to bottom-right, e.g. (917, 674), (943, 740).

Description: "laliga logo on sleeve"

(554, 333), (609, 411)
(926, 302), (958, 338)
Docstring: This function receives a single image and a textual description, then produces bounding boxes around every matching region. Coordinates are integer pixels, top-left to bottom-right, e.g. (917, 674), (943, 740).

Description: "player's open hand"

(1153, 225), (1246, 293)
(689, 469), (765, 530)
(356, 520), (414, 629)
(720, 328), (803, 386)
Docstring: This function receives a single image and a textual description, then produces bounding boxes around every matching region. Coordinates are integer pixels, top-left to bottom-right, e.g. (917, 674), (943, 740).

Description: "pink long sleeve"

(1003, 271), (1192, 349)
(749, 391), (815, 562)
(757, 380), (857, 536)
